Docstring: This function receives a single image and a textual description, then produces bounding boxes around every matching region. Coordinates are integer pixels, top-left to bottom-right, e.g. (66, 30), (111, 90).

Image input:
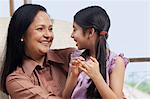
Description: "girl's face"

(71, 22), (89, 50)
(23, 11), (54, 57)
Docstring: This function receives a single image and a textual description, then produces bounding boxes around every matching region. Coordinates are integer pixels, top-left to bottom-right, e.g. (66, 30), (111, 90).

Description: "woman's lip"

(41, 42), (49, 46)
(41, 42), (49, 44)
(40, 41), (51, 46)
(41, 39), (53, 43)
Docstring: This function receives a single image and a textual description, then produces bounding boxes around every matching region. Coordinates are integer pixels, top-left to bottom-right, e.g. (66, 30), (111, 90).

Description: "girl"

(63, 6), (128, 99)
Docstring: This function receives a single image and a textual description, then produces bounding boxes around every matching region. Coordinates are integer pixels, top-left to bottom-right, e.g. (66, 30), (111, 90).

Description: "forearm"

(92, 74), (118, 99)
(63, 73), (78, 99)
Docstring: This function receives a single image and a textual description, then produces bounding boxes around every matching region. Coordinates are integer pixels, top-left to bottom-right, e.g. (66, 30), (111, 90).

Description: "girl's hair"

(74, 6), (110, 98)
(0, 4), (47, 94)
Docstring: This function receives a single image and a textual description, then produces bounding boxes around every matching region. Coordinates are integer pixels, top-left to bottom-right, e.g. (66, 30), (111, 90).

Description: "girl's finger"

(78, 56), (85, 61)
(79, 65), (87, 73)
(71, 60), (80, 66)
(90, 56), (98, 64)
(77, 59), (89, 70)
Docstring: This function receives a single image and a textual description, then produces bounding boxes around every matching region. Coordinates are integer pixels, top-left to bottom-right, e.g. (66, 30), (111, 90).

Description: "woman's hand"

(78, 56), (101, 79)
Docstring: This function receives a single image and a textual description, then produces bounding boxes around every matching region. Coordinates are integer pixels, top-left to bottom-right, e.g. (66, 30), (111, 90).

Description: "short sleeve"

(107, 52), (129, 74)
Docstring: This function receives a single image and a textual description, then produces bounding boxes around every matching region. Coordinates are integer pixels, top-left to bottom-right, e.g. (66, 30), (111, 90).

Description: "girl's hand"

(69, 56), (85, 77)
(78, 56), (101, 79)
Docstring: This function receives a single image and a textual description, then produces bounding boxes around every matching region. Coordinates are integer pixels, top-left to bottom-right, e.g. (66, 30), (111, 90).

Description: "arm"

(109, 56), (125, 98)
(79, 56), (125, 99)
(6, 74), (62, 99)
(63, 57), (84, 99)
(62, 72), (78, 99)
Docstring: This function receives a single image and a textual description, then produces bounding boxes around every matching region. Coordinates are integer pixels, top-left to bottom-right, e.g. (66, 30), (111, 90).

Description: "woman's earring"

(21, 38), (24, 42)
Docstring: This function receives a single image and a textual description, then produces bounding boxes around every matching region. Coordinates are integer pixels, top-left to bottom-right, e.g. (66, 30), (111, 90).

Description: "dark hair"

(74, 6), (110, 98)
(0, 4), (47, 94)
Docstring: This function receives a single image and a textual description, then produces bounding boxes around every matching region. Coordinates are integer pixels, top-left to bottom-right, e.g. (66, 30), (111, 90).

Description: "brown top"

(6, 48), (75, 99)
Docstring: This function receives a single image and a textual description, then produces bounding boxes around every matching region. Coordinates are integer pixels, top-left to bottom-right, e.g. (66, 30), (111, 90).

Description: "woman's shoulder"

(47, 47), (78, 72)
(6, 67), (27, 82)
(50, 47), (76, 51)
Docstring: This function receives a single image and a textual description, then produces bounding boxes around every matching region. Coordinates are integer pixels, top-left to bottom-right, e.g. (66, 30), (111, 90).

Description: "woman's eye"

(37, 28), (43, 31)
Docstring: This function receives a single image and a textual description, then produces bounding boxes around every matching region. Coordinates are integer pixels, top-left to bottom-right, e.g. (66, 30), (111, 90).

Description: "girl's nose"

(71, 32), (74, 38)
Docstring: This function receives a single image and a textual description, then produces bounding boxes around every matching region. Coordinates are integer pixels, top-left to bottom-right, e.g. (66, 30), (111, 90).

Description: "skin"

(63, 22), (126, 99)
(22, 11), (61, 99)
(23, 11), (53, 65)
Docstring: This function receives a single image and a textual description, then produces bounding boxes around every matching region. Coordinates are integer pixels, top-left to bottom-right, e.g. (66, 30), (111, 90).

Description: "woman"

(63, 6), (129, 99)
(0, 4), (75, 99)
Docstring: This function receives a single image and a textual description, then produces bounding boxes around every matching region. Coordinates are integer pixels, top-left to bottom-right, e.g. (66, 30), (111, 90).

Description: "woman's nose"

(44, 30), (52, 38)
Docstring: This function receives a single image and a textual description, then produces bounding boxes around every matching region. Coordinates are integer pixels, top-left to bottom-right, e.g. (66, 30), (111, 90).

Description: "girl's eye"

(49, 28), (53, 32)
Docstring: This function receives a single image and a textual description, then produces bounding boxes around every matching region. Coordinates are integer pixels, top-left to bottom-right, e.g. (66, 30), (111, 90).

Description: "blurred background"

(0, 0), (150, 99)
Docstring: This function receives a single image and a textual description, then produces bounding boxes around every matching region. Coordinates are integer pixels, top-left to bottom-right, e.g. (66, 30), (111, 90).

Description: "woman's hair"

(0, 4), (47, 94)
(74, 6), (110, 98)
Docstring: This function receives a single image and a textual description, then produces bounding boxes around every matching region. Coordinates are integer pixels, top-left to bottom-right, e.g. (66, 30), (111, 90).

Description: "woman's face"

(23, 11), (53, 57)
(71, 22), (89, 50)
